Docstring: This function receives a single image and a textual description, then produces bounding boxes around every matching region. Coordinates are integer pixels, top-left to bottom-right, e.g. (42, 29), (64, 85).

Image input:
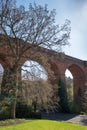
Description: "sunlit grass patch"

(0, 119), (87, 130)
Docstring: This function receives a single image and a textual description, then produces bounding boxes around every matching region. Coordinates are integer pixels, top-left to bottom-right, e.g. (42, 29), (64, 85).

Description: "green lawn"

(0, 120), (87, 130)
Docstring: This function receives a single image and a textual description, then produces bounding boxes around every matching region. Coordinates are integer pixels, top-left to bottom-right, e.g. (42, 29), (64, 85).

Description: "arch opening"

(21, 60), (48, 81)
(65, 64), (86, 113)
(66, 64), (86, 99)
(65, 69), (74, 103)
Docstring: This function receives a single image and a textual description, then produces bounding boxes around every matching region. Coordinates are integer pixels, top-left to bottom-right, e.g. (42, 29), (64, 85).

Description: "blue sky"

(17, 0), (87, 61)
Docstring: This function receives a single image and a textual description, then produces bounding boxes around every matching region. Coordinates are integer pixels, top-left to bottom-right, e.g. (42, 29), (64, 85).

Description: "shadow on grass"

(41, 112), (78, 121)
(41, 112), (87, 126)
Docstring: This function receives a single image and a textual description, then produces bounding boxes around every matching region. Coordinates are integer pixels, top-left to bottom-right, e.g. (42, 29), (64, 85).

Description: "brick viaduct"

(0, 37), (87, 104)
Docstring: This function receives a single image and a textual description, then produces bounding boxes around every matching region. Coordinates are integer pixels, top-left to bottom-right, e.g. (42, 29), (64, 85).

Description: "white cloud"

(63, 1), (87, 60)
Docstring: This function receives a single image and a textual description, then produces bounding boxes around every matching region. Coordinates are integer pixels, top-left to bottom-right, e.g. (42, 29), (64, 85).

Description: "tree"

(21, 60), (48, 81)
(21, 60), (58, 113)
(21, 79), (59, 113)
(66, 77), (73, 102)
(0, 0), (70, 118)
(58, 80), (69, 112)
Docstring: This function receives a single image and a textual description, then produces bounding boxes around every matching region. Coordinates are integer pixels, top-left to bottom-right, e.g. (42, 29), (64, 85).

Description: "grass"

(0, 119), (87, 130)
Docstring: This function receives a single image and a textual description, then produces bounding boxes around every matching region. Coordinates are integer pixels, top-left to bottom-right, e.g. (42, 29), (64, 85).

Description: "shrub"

(68, 101), (80, 114)
(16, 102), (41, 119)
(0, 97), (12, 120)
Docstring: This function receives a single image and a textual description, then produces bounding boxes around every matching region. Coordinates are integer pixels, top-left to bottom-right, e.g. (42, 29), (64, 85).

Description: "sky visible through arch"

(17, 0), (87, 61)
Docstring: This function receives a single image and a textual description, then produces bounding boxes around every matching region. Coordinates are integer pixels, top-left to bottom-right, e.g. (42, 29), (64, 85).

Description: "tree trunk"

(11, 99), (16, 119)
(1, 68), (20, 119)
(10, 69), (19, 119)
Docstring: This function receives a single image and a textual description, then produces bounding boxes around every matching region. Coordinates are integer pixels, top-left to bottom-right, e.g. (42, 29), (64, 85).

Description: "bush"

(16, 102), (41, 119)
(28, 112), (41, 119)
(0, 97), (12, 120)
(58, 80), (69, 112)
(68, 101), (80, 114)
(0, 107), (10, 120)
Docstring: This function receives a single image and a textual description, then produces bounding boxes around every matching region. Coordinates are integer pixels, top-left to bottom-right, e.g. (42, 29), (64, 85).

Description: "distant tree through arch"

(65, 69), (74, 103)
(21, 60), (48, 81)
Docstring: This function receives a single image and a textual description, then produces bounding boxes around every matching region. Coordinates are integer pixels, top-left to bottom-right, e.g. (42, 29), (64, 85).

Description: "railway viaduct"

(0, 36), (87, 104)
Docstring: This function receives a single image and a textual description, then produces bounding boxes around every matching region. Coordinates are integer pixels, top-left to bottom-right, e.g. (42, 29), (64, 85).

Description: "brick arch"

(66, 64), (86, 102)
(20, 54), (60, 84)
(0, 54), (11, 71)
(0, 35), (87, 107)
(20, 57), (51, 83)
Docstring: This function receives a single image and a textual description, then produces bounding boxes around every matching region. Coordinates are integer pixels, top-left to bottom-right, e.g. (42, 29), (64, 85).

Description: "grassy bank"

(0, 120), (87, 130)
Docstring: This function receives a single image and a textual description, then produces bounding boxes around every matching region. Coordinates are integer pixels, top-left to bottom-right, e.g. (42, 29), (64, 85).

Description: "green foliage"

(65, 77), (80, 113)
(66, 78), (73, 102)
(58, 80), (69, 112)
(68, 101), (80, 114)
(0, 97), (12, 119)
(16, 102), (41, 119)
(58, 78), (81, 114)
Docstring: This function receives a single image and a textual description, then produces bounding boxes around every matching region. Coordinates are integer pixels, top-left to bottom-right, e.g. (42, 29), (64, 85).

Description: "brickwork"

(0, 37), (87, 103)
